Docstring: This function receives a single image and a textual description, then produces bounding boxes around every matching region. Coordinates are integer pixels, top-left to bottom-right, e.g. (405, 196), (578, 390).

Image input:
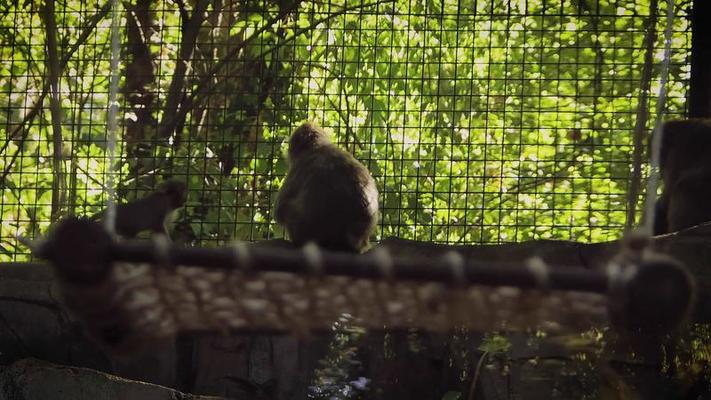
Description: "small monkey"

(653, 119), (711, 234)
(94, 179), (187, 238)
(275, 122), (379, 253)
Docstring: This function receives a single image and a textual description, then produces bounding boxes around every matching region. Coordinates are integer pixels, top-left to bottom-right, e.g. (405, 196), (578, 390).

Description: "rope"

(643, 0), (676, 236)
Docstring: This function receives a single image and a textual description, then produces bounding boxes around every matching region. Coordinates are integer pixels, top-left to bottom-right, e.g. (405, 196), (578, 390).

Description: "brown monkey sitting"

(666, 166), (711, 233)
(654, 119), (711, 234)
(275, 122), (379, 253)
(94, 179), (187, 238)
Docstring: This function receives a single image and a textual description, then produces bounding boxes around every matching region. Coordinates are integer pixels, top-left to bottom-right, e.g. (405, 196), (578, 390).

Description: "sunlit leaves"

(0, 0), (693, 260)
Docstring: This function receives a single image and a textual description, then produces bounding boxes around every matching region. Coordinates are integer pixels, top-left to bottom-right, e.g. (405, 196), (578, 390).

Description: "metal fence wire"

(0, 0), (691, 261)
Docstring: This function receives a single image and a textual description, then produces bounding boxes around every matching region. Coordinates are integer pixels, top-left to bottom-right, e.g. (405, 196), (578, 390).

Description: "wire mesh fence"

(0, 0), (692, 261)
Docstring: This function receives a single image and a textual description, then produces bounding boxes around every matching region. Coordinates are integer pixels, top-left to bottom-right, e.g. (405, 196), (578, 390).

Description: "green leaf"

(441, 391), (462, 400)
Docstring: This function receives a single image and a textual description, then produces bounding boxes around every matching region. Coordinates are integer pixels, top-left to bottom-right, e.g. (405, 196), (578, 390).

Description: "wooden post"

(689, 0), (711, 118)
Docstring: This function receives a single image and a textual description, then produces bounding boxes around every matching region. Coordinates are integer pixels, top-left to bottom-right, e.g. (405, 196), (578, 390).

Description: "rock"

(0, 358), (226, 400)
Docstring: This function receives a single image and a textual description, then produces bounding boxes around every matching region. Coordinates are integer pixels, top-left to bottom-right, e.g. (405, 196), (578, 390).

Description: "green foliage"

(670, 324), (711, 386)
(0, 0), (691, 260)
(309, 315), (368, 400)
(478, 332), (512, 354)
(441, 391), (463, 400)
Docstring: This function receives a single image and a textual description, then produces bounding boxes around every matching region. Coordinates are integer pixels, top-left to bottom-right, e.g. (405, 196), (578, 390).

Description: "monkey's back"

(281, 145), (378, 252)
(113, 195), (171, 238)
(661, 119), (711, 187)
(667, 167), (711, 232)
(655, 119), (711, 234)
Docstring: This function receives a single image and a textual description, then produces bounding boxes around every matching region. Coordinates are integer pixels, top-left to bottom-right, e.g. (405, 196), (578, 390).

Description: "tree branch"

(626, 0), (659, 229)
(40, 0), (66, 222)
(173, 0), (189, 22)
(0, 1), (112, 186)
(156, 1), (209, 141)
(166, 0), (396, 139)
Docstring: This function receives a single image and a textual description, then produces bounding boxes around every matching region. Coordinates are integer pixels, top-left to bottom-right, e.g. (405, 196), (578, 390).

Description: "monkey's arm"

(275, 172), (299, 223)
(653, 197), (668, 235)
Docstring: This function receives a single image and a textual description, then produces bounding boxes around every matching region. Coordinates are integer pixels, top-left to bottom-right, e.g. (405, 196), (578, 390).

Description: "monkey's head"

(158, 179), (188, 209)
(288, 122), (331, 163)
(660, 119), (711, 184)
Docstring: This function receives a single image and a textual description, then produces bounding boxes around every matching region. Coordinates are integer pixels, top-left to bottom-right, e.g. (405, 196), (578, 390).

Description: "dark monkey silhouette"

(275, 122), (379, 253)
(93, 179), (187, 238)
(654, 119), (711, 234)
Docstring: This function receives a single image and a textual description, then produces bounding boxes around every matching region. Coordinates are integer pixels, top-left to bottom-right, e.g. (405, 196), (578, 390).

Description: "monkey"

(275, 122), (379, 253)
(653, 119), (711, 234)
(93, 179), (187, 239)
(666, 166), (711, 232)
